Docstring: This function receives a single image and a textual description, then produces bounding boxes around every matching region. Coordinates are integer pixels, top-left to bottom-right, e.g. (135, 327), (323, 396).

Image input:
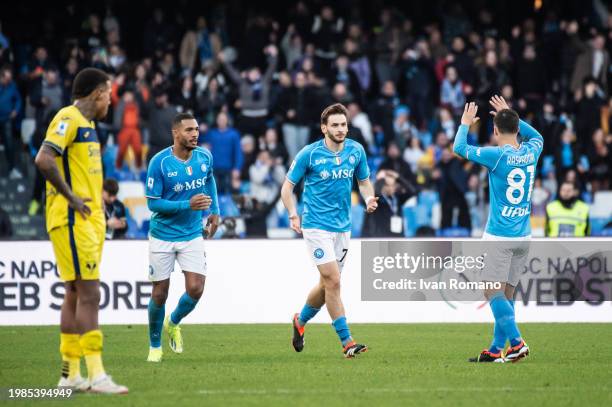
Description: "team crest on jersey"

(186, 166), (193, 176)
(349, 155), (356, 164)
(201, 163), (207, 172)
(314, 248), (325, 259)
(173, 182), (185, 192)
(320, 170), (330, 180)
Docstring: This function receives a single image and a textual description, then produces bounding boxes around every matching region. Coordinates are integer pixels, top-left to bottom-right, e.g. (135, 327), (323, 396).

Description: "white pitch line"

(198, 387), (603, 396)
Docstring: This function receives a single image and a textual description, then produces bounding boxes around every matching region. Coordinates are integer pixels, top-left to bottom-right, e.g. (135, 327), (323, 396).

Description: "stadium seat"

(123, 196), (151, 228)
(403, 206), (417, 237)
(351, 204), (365, 237)
(218, 194), (240, 217)
(438, 227), (471, 237)
(118, 181), (146, 201)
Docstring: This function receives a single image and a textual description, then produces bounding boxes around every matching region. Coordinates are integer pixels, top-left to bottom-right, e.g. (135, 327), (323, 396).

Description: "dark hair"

(72, 68), (109, 99)
(493, 108), (519, 134)
(103, 178), (119, 196)
(173, 112), (196, 128)
(320, 103), (349, 125)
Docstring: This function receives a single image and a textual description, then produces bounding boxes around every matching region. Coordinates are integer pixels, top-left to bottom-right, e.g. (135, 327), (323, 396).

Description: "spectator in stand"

(347, 102), (374, 152)
(281, 24), (304, 72)
(277, 71), (311, 160)
(440, 65), (465, 117)
(103, 178), (128, 239)
(200, 111), (242, 194)
(362, 169), (415, 237)
(239, 135), (256, 182)
(146, 86), (177, 163)
(31, 67), (65, 135)
(259, 127), (288, 166)
(197, 76), (227, 128)
(0, 206), (12, 238)
(248, 149), (285, 205)
(403, 136), (425, 173)
(378, 141), (416, 185)
(588, 129), (611, 193)
(114, 89), (143, 169)
(218, 45), (278, 137)
(435, 148), (471, 232)
(571, 32), (609, 95)
(371, 80), (400, 147)
(0, 66), (22, 179)
(172, 74), (197, 115)
(328, 54), (360, 103)
(575, 77), (605, 153)
(546, 180), (590, 237)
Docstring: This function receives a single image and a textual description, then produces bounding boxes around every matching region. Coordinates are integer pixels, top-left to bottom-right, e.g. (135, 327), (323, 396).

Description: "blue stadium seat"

(590, 218), (610, 236)
(218, 194), (240, 217)
(351, 204), (364, 237)
(438, 227), (471, 237)
(403, 206), (416, 237)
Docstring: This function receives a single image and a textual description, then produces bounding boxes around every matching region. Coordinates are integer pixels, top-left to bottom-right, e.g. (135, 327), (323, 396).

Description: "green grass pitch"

(1, 323), (611, 406)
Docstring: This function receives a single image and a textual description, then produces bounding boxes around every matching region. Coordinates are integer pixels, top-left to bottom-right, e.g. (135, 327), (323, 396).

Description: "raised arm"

(452, 102), (501, 170)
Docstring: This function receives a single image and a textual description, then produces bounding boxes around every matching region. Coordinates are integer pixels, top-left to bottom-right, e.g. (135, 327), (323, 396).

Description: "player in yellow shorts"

(35, 68), (127, 394)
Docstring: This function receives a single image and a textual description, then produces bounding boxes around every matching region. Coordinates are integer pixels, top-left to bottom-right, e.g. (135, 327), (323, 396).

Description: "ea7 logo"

(168, 171), (178, 177)
(315, 159), (327, 165)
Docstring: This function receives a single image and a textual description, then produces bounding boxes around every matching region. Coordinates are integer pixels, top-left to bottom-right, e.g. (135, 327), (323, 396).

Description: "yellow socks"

(80, 329), (105, 381)
(60, 333), (82, 379)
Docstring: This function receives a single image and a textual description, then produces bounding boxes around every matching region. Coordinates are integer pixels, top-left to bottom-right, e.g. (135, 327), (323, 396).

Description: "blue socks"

(332, 316), (352, 346)
(170, 292), (199, 325)
(148, 299), (165, 348)
(298, 304), (320, 326)
(489, 293), (521, 349)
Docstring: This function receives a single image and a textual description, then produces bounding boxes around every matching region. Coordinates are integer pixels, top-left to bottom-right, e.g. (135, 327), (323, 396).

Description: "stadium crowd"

(0, 0), (611, 238)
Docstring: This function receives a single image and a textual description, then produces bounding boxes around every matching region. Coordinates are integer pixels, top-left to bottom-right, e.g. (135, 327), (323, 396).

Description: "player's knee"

(152, 290), (168, 305)
(186, 282), (204, 300)
(79, 289), (101, 307)
(323, 275), (341, 291)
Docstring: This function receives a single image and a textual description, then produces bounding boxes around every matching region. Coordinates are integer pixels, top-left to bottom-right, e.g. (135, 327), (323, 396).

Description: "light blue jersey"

(453, 120), (544, 237)
(287, 138), (370, 232)
(145, 146), (219, 242)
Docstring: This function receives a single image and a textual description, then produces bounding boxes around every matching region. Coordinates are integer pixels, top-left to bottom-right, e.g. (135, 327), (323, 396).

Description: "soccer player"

(35, 68), (128, 393)
(145, 112), (219, 363)
(281, 103), (378, 358)
(453, 96), (544, 363)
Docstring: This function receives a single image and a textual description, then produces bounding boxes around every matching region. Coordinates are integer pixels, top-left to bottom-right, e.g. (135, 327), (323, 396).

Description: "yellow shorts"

(49, 221), (105, 281)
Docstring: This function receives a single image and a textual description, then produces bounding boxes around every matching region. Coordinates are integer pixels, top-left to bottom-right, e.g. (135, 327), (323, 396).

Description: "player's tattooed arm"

(35, 144), (91, 219)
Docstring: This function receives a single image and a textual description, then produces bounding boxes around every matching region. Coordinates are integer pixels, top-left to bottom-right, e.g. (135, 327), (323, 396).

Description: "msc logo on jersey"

(320, 170), (330, 180)
(185, 177), (207, 190)
(186, 166), (193, 176)
(173, 182), (185, 193)
(332, 169), (354, 179)
(314, 248), (325, 259)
